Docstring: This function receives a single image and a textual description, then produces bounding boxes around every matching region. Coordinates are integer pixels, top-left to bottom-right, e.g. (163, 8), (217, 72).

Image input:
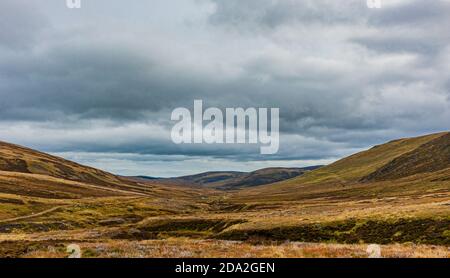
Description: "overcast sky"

(0, 0), (449, 177)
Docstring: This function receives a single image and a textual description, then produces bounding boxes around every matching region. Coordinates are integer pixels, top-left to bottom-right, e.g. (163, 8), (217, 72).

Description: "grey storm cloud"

(210, 0), (450, 29)
(367, 0), (450, 26)
(0, 44), (206, 121)
(209, 0), (369, 28)
(0, 0), (48, 49)
(0, 0), (449, 176)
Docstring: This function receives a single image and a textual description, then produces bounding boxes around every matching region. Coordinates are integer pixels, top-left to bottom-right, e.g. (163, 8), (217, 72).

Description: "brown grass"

(14, 239), (450, 258)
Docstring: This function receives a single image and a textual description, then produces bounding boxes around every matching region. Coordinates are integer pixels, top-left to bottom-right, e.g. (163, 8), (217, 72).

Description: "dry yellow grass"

(15, 239), (450, 258)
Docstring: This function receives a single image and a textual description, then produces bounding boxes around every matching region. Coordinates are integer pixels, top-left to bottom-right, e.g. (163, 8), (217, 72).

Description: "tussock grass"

(7, 239), (449, 258)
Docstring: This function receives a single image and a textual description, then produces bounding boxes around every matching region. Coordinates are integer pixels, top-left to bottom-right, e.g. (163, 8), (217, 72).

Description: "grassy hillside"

(0, 141), (133, 189)
(0, 170), (128, 199)
(234, 132), (449, 201)
(0, 141), (210, 199)
(298, 132), (445, 183)
(362, 132), (450, 182)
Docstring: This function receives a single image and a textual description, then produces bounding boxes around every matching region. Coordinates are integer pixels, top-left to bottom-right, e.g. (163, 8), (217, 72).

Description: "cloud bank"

(0, 0), (449, 176)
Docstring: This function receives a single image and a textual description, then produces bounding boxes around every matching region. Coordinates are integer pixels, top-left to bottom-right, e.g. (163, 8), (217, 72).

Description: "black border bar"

(0, 259), (447, 276)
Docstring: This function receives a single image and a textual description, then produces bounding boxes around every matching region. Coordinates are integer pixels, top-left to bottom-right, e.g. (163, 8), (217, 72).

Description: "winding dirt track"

(0, 205), (67, 224)
(0, 195), (152, 225)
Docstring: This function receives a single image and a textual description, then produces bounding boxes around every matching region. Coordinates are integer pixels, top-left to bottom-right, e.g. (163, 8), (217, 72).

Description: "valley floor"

(0, 190), (449, 258)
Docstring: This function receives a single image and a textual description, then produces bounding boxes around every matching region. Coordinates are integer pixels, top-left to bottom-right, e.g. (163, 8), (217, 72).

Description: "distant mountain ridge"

(136, 166), (322, 190)
(1, 131), (449, 199)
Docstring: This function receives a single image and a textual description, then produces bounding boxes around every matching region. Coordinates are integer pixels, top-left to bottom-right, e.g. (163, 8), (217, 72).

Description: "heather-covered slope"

(235, 132), (450, 201)
(0, 141), (204, 198)
(361, 132), (450, 182)
(0, 141), (128, 188)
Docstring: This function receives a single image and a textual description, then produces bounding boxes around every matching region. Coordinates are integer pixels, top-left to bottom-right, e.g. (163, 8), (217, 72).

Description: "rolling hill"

(0, 141), (130, 186)
(361, 132), (450, 182)
(235, 132), (450, 201)
(0, 141), (204, 199)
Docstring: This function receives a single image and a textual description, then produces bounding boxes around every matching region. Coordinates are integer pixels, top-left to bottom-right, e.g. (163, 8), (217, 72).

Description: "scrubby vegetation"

(217, 218), (450, 245)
